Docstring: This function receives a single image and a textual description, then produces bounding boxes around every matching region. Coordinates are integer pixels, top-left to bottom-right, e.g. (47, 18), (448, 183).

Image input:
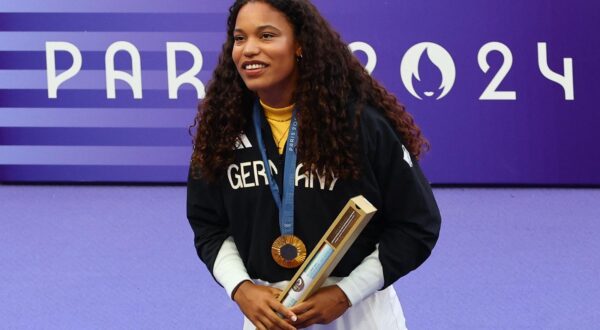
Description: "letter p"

(46, 41), (82, 99)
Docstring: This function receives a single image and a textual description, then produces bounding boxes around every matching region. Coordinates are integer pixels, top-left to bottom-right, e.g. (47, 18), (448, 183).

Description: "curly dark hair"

(191, 0), (429, 182)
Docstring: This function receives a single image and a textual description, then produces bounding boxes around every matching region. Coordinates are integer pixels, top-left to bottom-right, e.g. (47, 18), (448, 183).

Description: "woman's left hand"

(289, 285), (351, 329)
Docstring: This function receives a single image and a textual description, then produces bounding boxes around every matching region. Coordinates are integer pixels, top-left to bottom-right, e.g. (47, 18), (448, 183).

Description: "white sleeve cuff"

(213, 236), (252, 299)
(336, 244), (384, 306)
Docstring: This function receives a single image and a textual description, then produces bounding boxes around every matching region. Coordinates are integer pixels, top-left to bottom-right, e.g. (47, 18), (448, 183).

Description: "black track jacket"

(187, 103), (441, 289)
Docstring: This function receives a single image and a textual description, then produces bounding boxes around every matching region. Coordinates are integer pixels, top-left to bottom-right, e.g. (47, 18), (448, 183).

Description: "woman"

(187, 1), (441, 329)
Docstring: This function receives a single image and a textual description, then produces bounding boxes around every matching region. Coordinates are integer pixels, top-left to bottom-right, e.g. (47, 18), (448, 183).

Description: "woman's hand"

(289, 285), (351, 329)
(233, 281), (298, 330)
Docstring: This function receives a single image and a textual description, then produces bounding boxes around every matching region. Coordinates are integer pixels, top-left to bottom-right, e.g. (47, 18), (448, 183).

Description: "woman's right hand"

(233, 281), (298, 330)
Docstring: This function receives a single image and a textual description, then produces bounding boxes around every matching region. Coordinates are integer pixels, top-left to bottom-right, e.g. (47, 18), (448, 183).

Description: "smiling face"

(232, 1), (301, 106)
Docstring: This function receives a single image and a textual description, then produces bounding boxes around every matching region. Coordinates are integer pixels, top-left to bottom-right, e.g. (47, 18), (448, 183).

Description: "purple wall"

(0, 0), (598, 184)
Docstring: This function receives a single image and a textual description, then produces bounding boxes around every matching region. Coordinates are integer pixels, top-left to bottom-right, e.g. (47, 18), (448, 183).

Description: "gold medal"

(271, 235), (307, 268)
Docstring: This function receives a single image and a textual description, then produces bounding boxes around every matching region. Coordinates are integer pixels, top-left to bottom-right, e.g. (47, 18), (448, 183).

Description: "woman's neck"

(256, 78), (296, 108)
(260, 100), (292, 109)
(260, 99), (294, 121)
(258, 93), (294, 109)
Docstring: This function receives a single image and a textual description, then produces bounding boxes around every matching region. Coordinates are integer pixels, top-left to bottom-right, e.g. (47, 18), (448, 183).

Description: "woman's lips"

(243, 64), (268, 77)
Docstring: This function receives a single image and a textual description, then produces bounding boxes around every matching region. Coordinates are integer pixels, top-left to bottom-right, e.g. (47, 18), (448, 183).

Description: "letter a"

(106, 41), (143, 99)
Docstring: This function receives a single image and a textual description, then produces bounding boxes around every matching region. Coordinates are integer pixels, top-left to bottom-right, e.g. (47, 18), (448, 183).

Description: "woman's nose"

(243, 37), (260, 57)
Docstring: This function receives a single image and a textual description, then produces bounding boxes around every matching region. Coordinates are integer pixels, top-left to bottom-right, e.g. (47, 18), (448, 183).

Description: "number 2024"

(349, 41), (574, 101)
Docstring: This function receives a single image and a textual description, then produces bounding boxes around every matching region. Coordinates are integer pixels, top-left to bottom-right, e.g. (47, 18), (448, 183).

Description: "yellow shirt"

(260, 99), (294, 155)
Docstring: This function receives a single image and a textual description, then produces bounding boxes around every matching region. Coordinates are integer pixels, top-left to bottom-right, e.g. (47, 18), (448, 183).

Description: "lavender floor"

(1, 185), (598, 329)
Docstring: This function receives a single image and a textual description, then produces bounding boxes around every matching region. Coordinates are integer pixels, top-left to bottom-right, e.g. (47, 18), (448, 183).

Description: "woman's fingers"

(264, 308), (297, 330)
(269, 299), (297, 323)
(289, 300), (312, 317)
(289, 302), (316, 329)
(253, 319), (267, 330)
(289, 286), (350, 327)
(293, 307), (320, 329)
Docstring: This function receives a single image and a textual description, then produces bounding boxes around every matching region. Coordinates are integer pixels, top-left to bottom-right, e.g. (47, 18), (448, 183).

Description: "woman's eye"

(261, 33), (275, 40)
(233, 35), (245, 42)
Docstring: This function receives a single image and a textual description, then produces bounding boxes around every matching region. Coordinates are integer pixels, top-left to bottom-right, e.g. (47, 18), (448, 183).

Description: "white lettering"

(349, 41), (377, 75)
(315, 169), (338, 191)
(295, 163), (310, 188)
(328, 176), (339, 191)
(105, 41), (143, 99)
(227, 161), (337, 191)
(268, 159), (278, 178)
(478, 42), (517, 100)
(166, 42), (205, 99)
(45, 41), (82, 99)
(538, 42), (574, 100)
(43, 41), (575, 103)
(254, 161), (268, 186)
(240, 161), (255, 188)
(227, 164), (242, 189)
(316, 170), (327, 190)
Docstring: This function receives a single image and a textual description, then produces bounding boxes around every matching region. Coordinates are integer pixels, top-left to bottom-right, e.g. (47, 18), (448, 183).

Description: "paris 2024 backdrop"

(0, 0), (598, 184)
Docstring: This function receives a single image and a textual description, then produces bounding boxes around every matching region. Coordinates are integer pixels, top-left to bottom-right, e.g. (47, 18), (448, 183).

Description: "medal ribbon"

(252, 100), (298, 236)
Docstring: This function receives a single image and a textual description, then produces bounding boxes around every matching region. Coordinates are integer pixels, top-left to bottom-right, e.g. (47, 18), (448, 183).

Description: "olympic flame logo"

(400, 42), (456, 100)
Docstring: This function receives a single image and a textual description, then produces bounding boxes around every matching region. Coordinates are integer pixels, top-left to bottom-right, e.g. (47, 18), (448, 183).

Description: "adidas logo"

(234, 133), (253, 150)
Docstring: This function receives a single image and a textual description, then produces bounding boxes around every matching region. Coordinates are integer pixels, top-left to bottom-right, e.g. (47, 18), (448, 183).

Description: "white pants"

(243, 278), (408, 330)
